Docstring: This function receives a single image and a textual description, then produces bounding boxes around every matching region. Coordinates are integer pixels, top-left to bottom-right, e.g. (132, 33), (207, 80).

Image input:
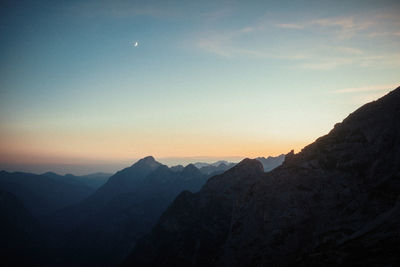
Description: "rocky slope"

(125, 86), (400, 266)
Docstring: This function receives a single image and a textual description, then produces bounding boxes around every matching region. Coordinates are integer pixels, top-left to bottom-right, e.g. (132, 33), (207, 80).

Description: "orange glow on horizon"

(0, 129), (312, 165)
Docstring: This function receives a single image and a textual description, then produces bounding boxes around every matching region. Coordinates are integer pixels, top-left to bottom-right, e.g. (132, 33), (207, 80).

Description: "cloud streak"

(276, 23), (304, 29)
(276, 16), (372, 36)
(275, 12), (400, 39)
(191, 9), (400, 73)
(196, 35), (308, 60)
(334, 83), (399, 93)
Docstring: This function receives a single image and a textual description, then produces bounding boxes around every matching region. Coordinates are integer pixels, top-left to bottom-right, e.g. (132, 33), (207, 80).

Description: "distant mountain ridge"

(0, 170), (104, 217)
(193, 156), (285, 174)
(193, 160), (235, 169)
(256, 154), (285, 171)
(49, 156), (210, 266)
(191, 160), (236, 175)
(0, 153), (291, 266)
(41, 171), (110, 190)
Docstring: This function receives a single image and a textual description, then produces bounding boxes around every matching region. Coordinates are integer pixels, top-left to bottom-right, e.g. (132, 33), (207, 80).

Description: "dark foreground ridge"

(124, 86), (400, 266)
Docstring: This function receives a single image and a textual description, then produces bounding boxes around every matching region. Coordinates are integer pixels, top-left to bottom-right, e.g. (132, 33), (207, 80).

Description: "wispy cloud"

(200, 7), (236, 23)
(195, 31), (308, 60)
(311, 17), (372, 32)
(195, 27), (399, 71)
(196, 37), (307, 60)
(240, 27), (255, 33)
(299, 58), (353, 71)
(276, 23), (304, 29)
(367, 31), (400, 38)
(336, 46), (364, 55)
(275, 11), (400, 40)
(192, 10), (400, 73)
(334, 83), (399, 93)
(275, 16), (375, 39)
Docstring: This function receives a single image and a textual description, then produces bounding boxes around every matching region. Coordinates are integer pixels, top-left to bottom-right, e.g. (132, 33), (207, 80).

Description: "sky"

(0, 0), (399, 174)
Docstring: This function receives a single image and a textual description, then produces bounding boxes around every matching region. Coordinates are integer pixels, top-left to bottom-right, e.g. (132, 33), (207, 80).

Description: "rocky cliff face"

(125, 86), (400, 266)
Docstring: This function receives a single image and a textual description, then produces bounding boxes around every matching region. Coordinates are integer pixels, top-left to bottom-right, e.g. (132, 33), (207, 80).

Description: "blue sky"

(0, 0), (399, 174)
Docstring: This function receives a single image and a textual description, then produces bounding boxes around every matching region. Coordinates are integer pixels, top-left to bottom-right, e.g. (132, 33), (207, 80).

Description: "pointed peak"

(140, 155), (156, 162)
(134, 156), (161, 166)
(125, 156), (163, 172)
(181, 164), (201, 176)
(183, 163), (199, 172)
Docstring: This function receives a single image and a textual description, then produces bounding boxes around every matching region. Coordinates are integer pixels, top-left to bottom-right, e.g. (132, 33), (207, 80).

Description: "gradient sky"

(0, 0), (399, 174)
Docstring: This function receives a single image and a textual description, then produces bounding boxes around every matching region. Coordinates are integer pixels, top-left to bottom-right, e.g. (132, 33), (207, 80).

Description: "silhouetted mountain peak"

(92, 157), (164, 203)
(112, 156), (162, 180)
(230, 158), (264, 174)
(182, 163), (199, 173)
(142, 155), (155, 161)
(133, 156), (160, 168)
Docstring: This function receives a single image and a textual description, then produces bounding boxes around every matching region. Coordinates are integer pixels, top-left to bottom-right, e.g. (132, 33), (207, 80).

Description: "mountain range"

(0, 171), (109, 218)
(125, 86), (400, 266)
(2, 86), (399, 266)
(46, 156), (253, 266)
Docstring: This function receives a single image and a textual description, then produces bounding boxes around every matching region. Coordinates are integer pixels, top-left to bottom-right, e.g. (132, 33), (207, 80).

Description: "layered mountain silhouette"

(42, 172), (110, 190)
(3, 86), (399, 266)
(125, 86), (400, 266)
(49, 156), (211, 266)
(0, 171), (107, 218)
(190, 160), (236, 175)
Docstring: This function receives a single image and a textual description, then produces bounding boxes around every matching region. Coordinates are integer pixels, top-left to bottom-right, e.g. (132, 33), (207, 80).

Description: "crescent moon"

(134, 42), (138, 47)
